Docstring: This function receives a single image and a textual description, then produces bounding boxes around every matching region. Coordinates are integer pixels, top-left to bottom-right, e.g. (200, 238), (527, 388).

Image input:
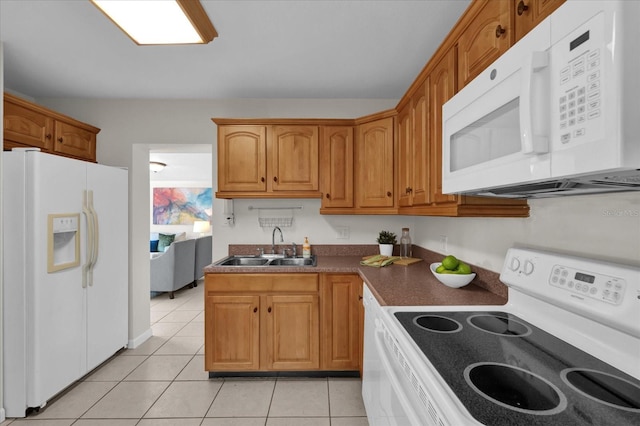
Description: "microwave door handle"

(520, 51), (549, 154)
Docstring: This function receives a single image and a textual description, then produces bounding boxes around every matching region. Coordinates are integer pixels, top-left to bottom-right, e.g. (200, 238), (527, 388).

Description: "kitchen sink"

(216, 256), (270, 266)
(268, 257), (317, 266)
(213, 255), (317, 267)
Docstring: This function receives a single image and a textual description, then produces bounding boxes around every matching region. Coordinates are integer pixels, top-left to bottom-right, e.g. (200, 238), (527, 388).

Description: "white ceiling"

(150, 148), (212, 182)
(0, 0), (470, 100)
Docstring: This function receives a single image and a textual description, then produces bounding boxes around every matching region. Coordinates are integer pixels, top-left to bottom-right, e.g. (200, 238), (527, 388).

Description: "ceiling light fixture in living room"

(91, 0), (217, 45)
(149, 161), (167, 173)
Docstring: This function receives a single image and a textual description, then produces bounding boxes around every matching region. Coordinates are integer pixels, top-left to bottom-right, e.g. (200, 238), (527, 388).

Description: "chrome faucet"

(271, 226), (283, 254)
(291, 242), (297, 257)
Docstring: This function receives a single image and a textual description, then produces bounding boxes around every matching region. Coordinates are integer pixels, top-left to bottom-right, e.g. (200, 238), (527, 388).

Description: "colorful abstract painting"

(153, 187), (212, 225)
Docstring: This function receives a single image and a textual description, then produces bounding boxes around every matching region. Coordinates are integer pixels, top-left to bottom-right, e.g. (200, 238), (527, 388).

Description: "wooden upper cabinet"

(429, 49), (458, 206)
(355, 116), (395, 209)
(4, 100), (54, 151)
(270, 125), (319, 192)
(398, 81), (430, 208)
(320, 126), (354, 209)
(217, 125), (267, 192)
(513, 0), (565, 41)
(397, 103), (413, 208)
(53, 121), (97, 161)
(214, 121), (321, 198)
(457, 0), (512, 90)
(4, 93), (98, 162)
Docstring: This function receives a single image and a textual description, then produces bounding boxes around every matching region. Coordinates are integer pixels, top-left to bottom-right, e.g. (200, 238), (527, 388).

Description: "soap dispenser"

(302, 237), (311, 258)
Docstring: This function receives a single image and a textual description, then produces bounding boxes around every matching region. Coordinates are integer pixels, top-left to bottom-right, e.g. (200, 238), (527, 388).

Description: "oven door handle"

(374, 327), (425, 426)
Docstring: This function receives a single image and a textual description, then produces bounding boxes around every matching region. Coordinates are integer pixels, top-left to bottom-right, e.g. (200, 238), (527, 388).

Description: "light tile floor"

(2, 281), (369, 426)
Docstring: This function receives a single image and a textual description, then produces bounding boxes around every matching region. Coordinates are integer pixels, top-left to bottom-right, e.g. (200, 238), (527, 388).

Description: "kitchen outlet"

(336, 226), (350, 239)
(438, 235), (448, 252)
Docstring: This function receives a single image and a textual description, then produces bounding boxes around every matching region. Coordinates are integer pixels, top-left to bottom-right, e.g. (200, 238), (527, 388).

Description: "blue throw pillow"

(150, 240), (159, 252)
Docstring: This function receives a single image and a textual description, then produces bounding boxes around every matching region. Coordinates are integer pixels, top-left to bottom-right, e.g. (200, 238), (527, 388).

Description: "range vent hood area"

(471, 170), (640, 199)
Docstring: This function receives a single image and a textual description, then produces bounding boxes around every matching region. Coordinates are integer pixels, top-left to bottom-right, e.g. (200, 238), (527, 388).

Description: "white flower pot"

(379, 244), (394, 257)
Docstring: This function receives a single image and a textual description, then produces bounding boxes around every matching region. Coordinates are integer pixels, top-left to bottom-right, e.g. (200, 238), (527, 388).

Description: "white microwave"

(442, 0), (640, 198)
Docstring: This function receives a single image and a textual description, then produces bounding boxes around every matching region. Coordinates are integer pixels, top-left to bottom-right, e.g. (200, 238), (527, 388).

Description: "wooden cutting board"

(393, 257), (423, 266)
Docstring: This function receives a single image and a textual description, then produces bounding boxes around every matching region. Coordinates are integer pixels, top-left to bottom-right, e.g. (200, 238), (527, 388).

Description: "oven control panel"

(549, 265), (625, 305)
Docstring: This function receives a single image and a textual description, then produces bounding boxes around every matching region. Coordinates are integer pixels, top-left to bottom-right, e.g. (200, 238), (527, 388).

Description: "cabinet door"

(457, 0), (511, 89)
(264, 294), (320, 370)
(429, 49), (458, 205)
(270, 125), (319, 191)
(355, 117), (395, 208)
(54, 121), (97, 162)
(514, 0), (565, 41)
(205, 294), (260, 371)
(3, 99), (54, 151)
(397, 103), (413, 208)
(321, 274), (360, 370)
(217, 125), (267, 191)
(410, 81), (430, 206)
(320, 126), (354, 208)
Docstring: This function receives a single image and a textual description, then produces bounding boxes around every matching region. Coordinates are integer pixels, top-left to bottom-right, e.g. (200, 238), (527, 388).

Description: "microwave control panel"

(554, 12), (606, 150)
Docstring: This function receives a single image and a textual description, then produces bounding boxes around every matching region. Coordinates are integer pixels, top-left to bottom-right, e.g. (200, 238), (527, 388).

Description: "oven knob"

(509, 257), (521, 271)
(523, 260), (535, 275)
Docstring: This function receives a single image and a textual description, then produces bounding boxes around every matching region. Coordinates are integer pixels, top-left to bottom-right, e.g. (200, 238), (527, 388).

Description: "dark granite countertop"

(204, 245), (507, 307)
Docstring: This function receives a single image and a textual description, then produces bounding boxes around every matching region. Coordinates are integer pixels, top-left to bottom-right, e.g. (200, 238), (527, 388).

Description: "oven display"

(575, 272), (595, 283)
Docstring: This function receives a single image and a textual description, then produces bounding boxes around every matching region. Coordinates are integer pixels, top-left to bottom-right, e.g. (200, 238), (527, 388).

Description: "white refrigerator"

(3, 149), (128, 417)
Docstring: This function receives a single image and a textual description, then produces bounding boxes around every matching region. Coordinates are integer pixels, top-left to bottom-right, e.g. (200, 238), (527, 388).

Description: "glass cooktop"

(394, 311), (640, 426)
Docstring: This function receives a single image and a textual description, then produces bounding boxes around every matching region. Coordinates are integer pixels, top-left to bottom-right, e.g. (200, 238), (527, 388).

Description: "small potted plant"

(377, 230), (397, 256)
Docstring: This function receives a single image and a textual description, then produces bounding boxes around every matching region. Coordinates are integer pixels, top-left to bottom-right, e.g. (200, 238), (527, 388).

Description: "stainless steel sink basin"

(216, 256), (270, 266)
(268, 256), (317, 267)
(213, 255), (317, 267)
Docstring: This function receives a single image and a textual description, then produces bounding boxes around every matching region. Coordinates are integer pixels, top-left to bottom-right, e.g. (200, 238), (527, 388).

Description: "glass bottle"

(400, 228), (412, 258)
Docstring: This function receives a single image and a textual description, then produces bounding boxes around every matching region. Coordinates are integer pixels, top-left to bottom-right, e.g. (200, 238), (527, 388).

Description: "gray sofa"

(150, 235), (213, 298)
(150, 238), (196, 299)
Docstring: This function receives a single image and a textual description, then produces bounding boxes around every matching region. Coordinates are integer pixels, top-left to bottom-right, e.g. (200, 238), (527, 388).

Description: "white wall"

(36, 97), (640, 347)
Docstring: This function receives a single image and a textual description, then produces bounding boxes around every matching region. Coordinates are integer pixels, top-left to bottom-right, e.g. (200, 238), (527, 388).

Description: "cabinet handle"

(408, 187), (413, 193)
(326, 193), (331, 199)
(386, 191), (392, 197)
(261, 177), (265, 182)
(57, 137), (64, 143)
(45, 133), (52, 140)
(517, 0), (529, 16)
(273, 176), (278, 182)
(405, 187), (410, 194)
(495, 25), (506, 38)
(268, 307), (272, 313)
(358, 295), (363, 301)
(253, 307), (258, 313)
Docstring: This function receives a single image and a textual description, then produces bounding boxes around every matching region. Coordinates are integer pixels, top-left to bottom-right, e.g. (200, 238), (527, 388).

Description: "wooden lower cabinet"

(205, 294), (260, 371)
(320, 274), (362, 371)
(205, 273), (321, 372)
(205, 273), (362, 373)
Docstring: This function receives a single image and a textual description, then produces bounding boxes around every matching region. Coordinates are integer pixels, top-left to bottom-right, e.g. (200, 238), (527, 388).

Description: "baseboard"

(128, 328), (152, 349)
(1, 407), (6, 422)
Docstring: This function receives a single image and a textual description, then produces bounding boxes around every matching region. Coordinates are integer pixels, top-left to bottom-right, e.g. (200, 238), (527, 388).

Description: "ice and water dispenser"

(47, 213), (80, 273)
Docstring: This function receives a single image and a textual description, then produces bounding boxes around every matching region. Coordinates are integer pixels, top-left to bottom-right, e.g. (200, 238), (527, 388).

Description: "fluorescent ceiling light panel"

(91, 0), (217, 45)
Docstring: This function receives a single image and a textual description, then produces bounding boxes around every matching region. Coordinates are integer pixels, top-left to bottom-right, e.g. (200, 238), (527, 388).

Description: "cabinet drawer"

(206, 273), (318, 293)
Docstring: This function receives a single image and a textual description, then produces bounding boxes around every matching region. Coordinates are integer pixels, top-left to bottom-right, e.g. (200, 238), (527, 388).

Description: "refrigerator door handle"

(87, 190), (100, 286)
(82, 190), (94, 289)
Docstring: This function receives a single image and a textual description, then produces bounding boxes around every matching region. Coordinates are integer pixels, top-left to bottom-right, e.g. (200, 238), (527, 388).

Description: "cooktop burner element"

(413, 315), (462, 333)
(467, 313), (532, 337)
(393, 311), (640, 425)
(561, 368), (640, 412)
(464, 362), (567, 415)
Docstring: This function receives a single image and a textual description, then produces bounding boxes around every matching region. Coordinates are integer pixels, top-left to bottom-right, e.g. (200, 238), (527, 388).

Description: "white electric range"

(362, 247), (639, 426)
